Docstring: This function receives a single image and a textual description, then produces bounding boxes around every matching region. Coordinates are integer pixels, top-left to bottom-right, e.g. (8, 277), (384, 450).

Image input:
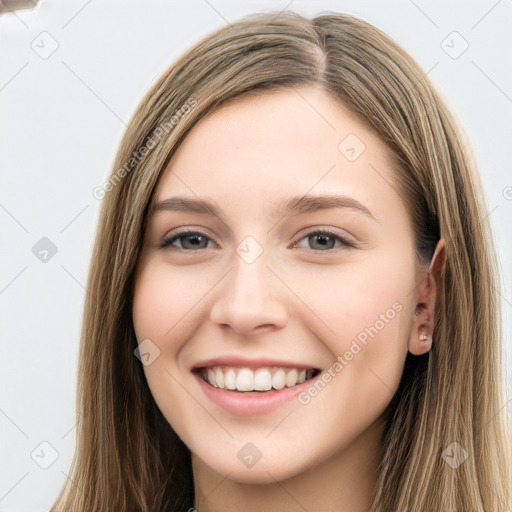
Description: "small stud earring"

(420, 333), (430, 344)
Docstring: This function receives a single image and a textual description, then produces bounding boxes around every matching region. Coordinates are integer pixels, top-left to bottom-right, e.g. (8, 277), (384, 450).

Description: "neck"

(191, 416), (384, 512)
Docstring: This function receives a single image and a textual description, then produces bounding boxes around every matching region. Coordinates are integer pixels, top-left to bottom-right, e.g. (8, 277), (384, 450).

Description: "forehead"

(155, 87), (401, 220)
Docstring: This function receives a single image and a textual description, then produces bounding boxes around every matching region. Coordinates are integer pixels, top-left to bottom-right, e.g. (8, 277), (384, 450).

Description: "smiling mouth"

(194, 366), (322, 392)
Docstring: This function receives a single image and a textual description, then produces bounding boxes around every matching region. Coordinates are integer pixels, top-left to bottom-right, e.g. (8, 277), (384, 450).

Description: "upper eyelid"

(161, 226), (219, 243)
(291, 226), (356, 244)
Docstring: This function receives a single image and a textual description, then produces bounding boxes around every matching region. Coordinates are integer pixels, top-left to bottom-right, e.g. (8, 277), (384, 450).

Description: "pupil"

(311, 234), (334, 250)
(184, 235), (206, 249)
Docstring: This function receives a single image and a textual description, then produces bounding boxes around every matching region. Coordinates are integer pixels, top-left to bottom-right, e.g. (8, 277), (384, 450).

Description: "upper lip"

(191, 356), (320, 371)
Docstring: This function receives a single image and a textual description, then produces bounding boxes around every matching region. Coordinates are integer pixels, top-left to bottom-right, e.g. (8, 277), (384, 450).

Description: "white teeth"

(254, 368), (272, 391)
(272, 369), (286, 390)
(224, 368), (236, 390)
(201, 366), (317, 392)
(285, 369), (298, 387)
(207, 368), (216, 387)
(236, 368), (254, 391)
(214, 367), (224, 388)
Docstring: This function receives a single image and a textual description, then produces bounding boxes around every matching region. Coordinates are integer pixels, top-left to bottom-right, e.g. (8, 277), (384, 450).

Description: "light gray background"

(1, 1), (511, 510)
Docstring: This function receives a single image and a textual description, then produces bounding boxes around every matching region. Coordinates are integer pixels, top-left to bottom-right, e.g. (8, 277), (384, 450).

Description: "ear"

(408, 239), (446, 356)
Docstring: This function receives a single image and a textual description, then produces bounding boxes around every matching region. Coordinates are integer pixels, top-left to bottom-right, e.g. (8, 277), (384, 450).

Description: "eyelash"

(159, 228), (356, 252)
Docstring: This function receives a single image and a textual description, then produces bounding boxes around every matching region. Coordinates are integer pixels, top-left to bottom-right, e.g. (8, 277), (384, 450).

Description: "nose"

(209, 253), (290, 336)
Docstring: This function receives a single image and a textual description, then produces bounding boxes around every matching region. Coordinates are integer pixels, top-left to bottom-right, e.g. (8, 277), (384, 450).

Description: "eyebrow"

(150, 194), (377, 222)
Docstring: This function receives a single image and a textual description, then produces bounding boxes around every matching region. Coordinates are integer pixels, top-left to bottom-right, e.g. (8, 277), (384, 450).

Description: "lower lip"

(193, 371), (321, 417)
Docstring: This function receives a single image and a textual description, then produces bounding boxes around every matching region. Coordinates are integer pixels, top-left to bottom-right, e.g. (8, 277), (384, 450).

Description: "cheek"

(132, 258), (207, 342)
(295, 253), (412, 334)
(131, 259), (209, 431)
(289, 252), (415, 393)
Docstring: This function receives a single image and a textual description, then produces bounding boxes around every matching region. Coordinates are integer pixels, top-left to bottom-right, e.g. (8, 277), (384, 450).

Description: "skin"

(132, 86), (445, 512)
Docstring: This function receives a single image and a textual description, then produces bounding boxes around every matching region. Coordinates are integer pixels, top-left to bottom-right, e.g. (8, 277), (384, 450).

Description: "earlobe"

(408, 238), (446, 356)
(408, 299), (434, 356)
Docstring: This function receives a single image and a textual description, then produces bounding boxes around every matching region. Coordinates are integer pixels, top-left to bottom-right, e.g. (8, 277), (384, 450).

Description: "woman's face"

(132, 86), (422, 483)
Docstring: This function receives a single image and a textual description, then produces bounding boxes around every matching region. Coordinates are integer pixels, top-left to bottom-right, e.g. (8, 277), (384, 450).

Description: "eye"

(159, 229), (215, 251)
(293, 229), (355, 251)
(159, 228), (355, 252)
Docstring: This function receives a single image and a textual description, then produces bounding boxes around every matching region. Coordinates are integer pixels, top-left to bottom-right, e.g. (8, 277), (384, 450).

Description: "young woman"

(52, 10), (512, 512)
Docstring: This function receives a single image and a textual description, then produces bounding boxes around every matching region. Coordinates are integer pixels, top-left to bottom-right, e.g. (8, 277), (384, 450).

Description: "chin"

(195, 444), (316, 485)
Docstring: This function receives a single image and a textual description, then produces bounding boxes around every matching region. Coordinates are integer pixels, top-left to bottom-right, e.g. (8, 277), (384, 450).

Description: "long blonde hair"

(52, 10), (512, 511)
